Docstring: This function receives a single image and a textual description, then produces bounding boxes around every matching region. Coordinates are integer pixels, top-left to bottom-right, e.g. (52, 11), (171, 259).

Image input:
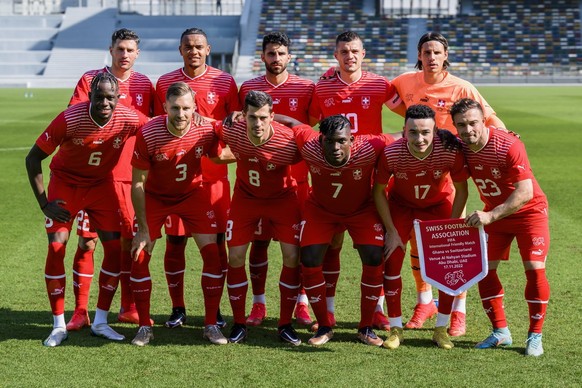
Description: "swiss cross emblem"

(266, 162), (276, 170)
(374, 223), (383, 232)
(136, 93), (143, 106)
(361, 96), (370, 109)
(437, 99), (446, 108)
(195, 146), (203, 158)
(207, 91), (217, 105)
(113, 136), (123, 149)
(433, 169), (443, 179)
(491, 167), (501, 179)
(353, 168), (363, 180)
(289, 98), (298, 111)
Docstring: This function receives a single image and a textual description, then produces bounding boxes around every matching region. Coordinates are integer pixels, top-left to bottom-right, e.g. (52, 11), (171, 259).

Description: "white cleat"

(43, 327), (68, 347)
(90, 323), (125, 341)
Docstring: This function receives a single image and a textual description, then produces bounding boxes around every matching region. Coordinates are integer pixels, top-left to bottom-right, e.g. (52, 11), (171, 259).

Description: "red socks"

(360, 264), (383, 328)
(525, 268), (550, 333)
(302, 265), (329, 327)
(278, 265), (301, 327)
(72, 246), (94, 311)
(45, 242), (67, 315)
(227, 265), (248, 325)
(478, 269), (507, 329)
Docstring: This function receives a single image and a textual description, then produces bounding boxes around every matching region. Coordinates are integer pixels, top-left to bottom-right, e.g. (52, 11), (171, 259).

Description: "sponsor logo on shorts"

(531, 249), (544, 256)
(532, 237), (545, 246)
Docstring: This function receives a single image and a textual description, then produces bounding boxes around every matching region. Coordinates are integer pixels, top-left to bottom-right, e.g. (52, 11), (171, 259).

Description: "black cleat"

(216, 308), (227, 329)
(279, 324), (301, 346)
(165, 307), (187, 328)
(228, 323), (248, 343)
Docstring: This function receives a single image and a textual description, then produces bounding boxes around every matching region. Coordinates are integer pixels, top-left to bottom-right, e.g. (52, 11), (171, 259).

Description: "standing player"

(451, 98), (550, 357)
(66, 28), (155, 331)
(389, 32), (507, 336)
(308, 30), (404, 331)
(287, 114), (393, 346)
(25, 73), (147, 346)
(130, 82), (233, 346)
(373, 105), (469, 350)
(215, 91), (303, 345)
(238, 31), (315, 327)
(155, 27), (241, 328)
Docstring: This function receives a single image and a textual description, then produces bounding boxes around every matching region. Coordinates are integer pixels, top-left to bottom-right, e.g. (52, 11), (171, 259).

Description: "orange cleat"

(372, 310), (390, 331)
(448, 311), (466, 337)
(245, 303), (267, 326)
(405, 301), (438, 329)
(66, 309), (90, 331)
(294, 302), (313, 326)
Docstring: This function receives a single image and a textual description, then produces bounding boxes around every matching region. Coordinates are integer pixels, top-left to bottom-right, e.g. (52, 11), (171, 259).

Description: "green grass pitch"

(0, 86), (581, 387)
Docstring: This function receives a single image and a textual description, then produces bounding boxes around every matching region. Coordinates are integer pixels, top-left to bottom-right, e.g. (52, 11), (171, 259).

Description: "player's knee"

(358, 245), (383, 266)
(300, 245), (326, 267)
(166, 234), (188, 246)
(78, 236), (97, 251)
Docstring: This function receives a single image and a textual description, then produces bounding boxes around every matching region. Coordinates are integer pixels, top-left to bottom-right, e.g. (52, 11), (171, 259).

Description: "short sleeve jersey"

(392, 71), (496, 134)
(214, 121), (303, 200)
(131, 115), (220, 202)
(68, 67), (155, 182)
(36, 102), (145, 187)
(461, 127), (548, 213)
(294, 126), (393, 215)
(375, 137), (469, 209)
(309, 71), (401, 135)
(69, 67), (155, 117)
(155, 66), (242, 182)
(239, 74), (314, 123)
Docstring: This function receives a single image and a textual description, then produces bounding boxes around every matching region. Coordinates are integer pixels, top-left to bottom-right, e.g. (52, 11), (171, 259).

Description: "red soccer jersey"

(155, 66), (242, 182)
(294, 126), (393, 215)
(131, 116), (220, 202)
(68, 67), (155, 182)
(35, 102), (146, 187)
(214, 121), (303, 199)
(461, 127), (548, 213)
(69, 67), (155, 117)
(308, 71), (401, 135)
(375, 137), (469, 209)
(239, 74), (314, 123)
(391, 71), (496, 134)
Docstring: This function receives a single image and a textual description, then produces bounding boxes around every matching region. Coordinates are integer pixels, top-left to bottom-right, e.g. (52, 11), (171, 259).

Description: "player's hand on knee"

(384, 231), (405, 258)
(42, 199), (71, 223)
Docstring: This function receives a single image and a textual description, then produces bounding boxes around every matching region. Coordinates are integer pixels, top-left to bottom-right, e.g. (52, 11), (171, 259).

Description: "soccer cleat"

(475, 327), (513, 349)
(310, 312), (336, 332)
(43, 327), (68, 347)
(308, 326), (333, 346)
(203, 324), (228, 345)
(357, 326), (384, 347)
(66, 309), (90, 331)
(118, 305), (153, 325)
(448, 311), (466, 337)
(383, 327), (404, 349)
(279, 324), (302, 346)
(246, 303), (267, 326)
(228, 323), (248, 343)
(216, 309), (227, 329)
(525, 332), (544, 357)
(432, 326), (454, 350)
(131, 326), (153, 346)
(294, 303), (313, 326)
(165, 307), (187, 328)
(90, 323), (125, 341)
(372, 310), (390, 331)
(405, 301), (438, 329)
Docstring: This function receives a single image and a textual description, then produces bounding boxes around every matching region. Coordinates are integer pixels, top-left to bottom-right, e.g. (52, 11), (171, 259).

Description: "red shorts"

(291, 161), (310, 206)
(164, 178), (230, 236)
(45, 177), (120, 234)
(146, 188), (217, 240)
(389, 200), (453, 243)
(300, 198), (384, 247)
(485, 207), (550, 263)
(227, 193), (301, 247)
(75, 181), (136, 239)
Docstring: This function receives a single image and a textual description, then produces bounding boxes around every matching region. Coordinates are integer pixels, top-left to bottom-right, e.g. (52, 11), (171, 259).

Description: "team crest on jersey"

(72, 138), (84, 146)
(532, 236), (545, 246)
(136, 93), (144, 106)
(395, 172), (408, 180)
(433, 169), (443, 179)
(206, 91), (217, 105)
(353, 168), (363, 180)
(405, 93), (414, 102)
(195, 146), (204, 158)
(207, 210), (215, 220)
(266, 162), (276, 170)
(374, 223), (383, 233)
(361, 96), (370, 110)
(310, 166), (321, 175)
(324, 97), (335, 108)
(112, 136), (123, 149)
(155, 153), (169, 161)
(491, 167), (501, 179)
(289, 98), (298, 111)
(437, 99), (446, 108)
